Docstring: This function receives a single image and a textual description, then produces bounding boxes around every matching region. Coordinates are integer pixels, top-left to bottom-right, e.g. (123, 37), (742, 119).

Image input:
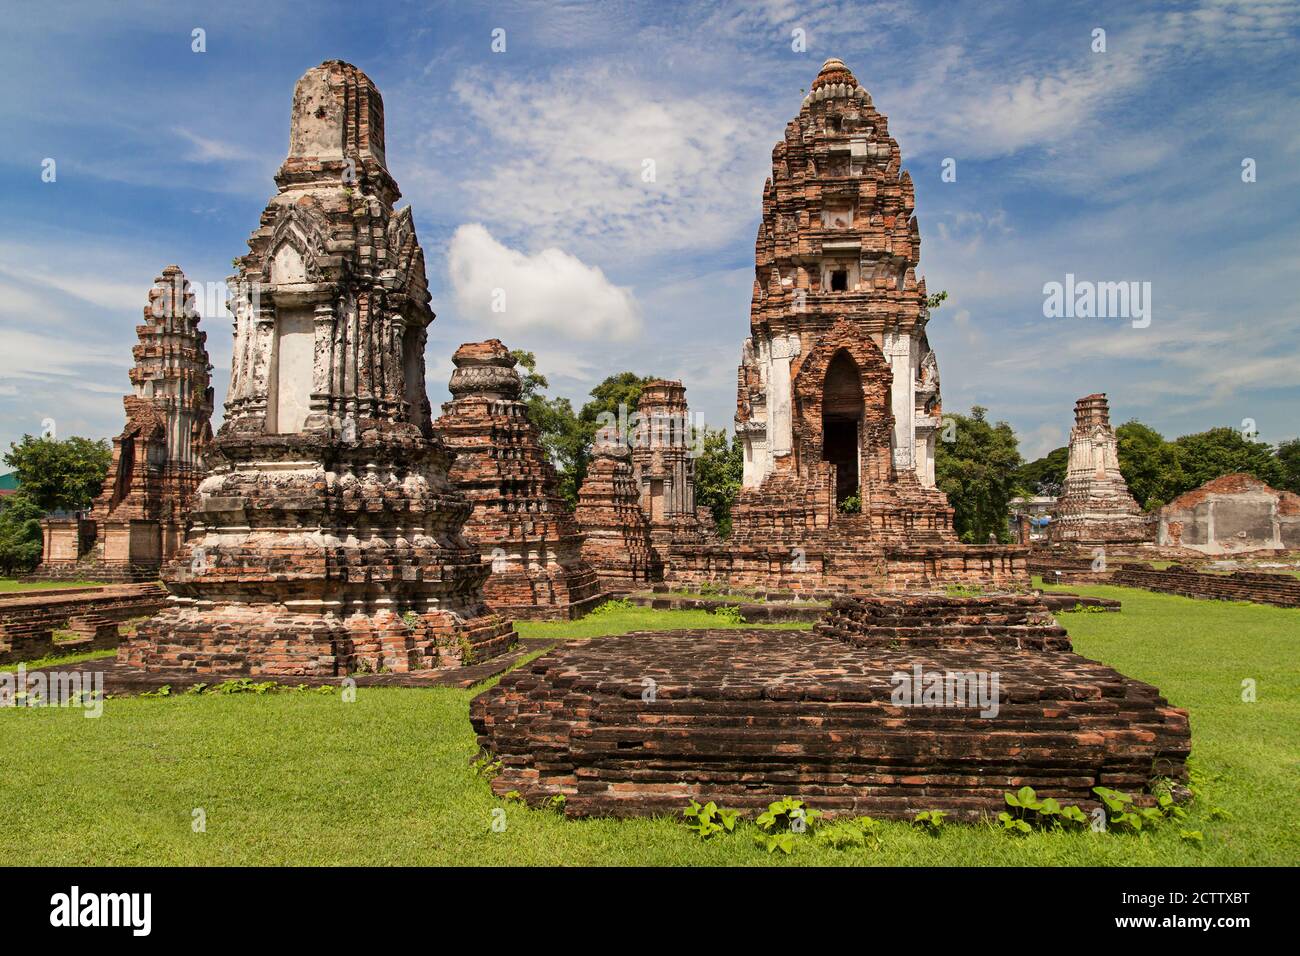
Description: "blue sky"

(2, 0), (1298, 463)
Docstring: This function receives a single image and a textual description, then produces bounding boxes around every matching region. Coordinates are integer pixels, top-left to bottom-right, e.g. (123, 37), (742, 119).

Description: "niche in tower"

(821, 350), (863, 506)
(401, 321), (427, 430)
(266, 240), (314, 434)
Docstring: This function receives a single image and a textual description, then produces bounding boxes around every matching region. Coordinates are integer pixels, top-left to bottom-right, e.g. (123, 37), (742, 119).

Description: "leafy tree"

(509, 349), (549, 404)
(0, 490), (45, 575)
(1018, 446), (1067, 498)
(1171, 427), (1284, 494)
(1275, 438), (1300, 495)
(693, 427), (743, 537)
(1115, 420), (1184, 511)
(577, 372), (652, 441)
(934, 406), (1024, 544)
(3, 435), (112, 514)
(571, 371), (654, 496)
(508, 355), (654, 509)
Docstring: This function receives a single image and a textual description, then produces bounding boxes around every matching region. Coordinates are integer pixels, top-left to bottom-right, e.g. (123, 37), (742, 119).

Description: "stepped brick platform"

(1109, 565), (1300, 608)
(435, 340), (602, 619)
(0, 584), (166, 664)
(816, 593), (1072, 651)
(471, 615), (1190, 820)
(15, 637), (560, 694)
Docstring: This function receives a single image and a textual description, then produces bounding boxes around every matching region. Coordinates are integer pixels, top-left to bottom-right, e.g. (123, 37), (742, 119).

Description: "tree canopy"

(934, 406), (1024, 544)
(3, 435), (112, 514)
(693, 427), (743, 537)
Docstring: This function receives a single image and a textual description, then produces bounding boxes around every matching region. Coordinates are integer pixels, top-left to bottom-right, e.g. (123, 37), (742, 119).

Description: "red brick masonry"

(471, 594), (1190, 819)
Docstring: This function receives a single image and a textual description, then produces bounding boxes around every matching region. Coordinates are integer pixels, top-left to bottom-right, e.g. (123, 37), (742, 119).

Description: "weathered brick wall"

(1109, 565), (1300, 608)
(1157, 473), (1300, 554)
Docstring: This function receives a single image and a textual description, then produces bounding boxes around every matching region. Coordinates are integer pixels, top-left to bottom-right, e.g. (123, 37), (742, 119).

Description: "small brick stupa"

(435, 340), (602, 619)
(33, 266), (213, 582)
(575, 429), (658, 592)
(630, 380), (709, 549)
(1049, 394), (1150, 544)
(122, 61), (514, 676)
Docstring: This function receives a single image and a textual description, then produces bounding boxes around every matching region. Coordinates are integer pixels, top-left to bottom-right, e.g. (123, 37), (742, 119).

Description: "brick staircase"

(816, 592), (1072, 651)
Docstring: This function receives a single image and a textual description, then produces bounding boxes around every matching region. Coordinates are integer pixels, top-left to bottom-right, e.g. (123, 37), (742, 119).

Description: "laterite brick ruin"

(667, 58), (1023, 593)
(13, 53), (1201, 827)
(472, 596), (1190, 819)
(574, 427), (658, 591)
(435, 340), (602, 619)
(120, 61), (514, 676)
(471, 59), (1192, 821)
(32, 266), (214, 582)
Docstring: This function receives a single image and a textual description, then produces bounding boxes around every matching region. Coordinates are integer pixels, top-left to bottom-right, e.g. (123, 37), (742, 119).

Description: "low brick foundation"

(1108, 566), (1300, 608)
(668, 539), (1030, 594)
(0, 584), (167, 664)
(472, 599), (1190, 819)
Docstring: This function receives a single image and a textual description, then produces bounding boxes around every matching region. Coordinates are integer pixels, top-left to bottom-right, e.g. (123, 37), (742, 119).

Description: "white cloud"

(446, 224), (642, 341)
(174, 127), (256, 164)
(1021, 422), (1066, 460)
(447, 65), (770, 257)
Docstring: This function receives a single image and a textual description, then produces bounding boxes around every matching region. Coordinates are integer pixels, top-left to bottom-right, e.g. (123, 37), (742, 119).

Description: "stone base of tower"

(121, 604), (515, 677)
(665, 465), (1025, 593)
(1048, 511), (1155, 545)
(667, 540), (1029, 594)
(480, 562), (605, 620)
(117, 430), (520, 678)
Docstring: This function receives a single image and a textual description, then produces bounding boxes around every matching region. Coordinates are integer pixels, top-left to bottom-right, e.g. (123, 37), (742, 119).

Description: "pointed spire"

(811, 57), (859, 91)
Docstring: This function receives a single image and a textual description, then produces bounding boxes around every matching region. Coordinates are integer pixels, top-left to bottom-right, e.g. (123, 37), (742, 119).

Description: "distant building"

(1008, 495), (1056, 543)
(1158, 473), (1300, 555)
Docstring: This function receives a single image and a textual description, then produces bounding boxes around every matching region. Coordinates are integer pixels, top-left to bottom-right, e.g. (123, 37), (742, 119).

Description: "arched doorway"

(822, 350), (863, 506)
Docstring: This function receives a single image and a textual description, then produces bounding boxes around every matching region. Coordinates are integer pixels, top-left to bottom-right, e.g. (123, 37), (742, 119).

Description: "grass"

(514, 602), (811, 640)
(1, 647), (116, 673)
(1, 590), (1295, 865)
(0, 577), (107, 593)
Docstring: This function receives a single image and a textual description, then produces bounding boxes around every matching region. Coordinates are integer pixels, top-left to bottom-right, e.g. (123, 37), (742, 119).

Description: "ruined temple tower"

(630, 380), (706, 548)
(34, 266), (214, 581)
(736, 58), (946, 502)
(435, 340), (602, 619)
(665, 58), (1025, 591)
(575, 428), (657, 592)
(122, 61), (515, 675)
(1049, 394), (1150, 544)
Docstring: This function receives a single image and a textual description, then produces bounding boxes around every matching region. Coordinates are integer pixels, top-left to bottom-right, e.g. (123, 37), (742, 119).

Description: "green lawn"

(514, 602), (810, 640)
(1, 594), (1295, 866)
(0, 578), (106, 592)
